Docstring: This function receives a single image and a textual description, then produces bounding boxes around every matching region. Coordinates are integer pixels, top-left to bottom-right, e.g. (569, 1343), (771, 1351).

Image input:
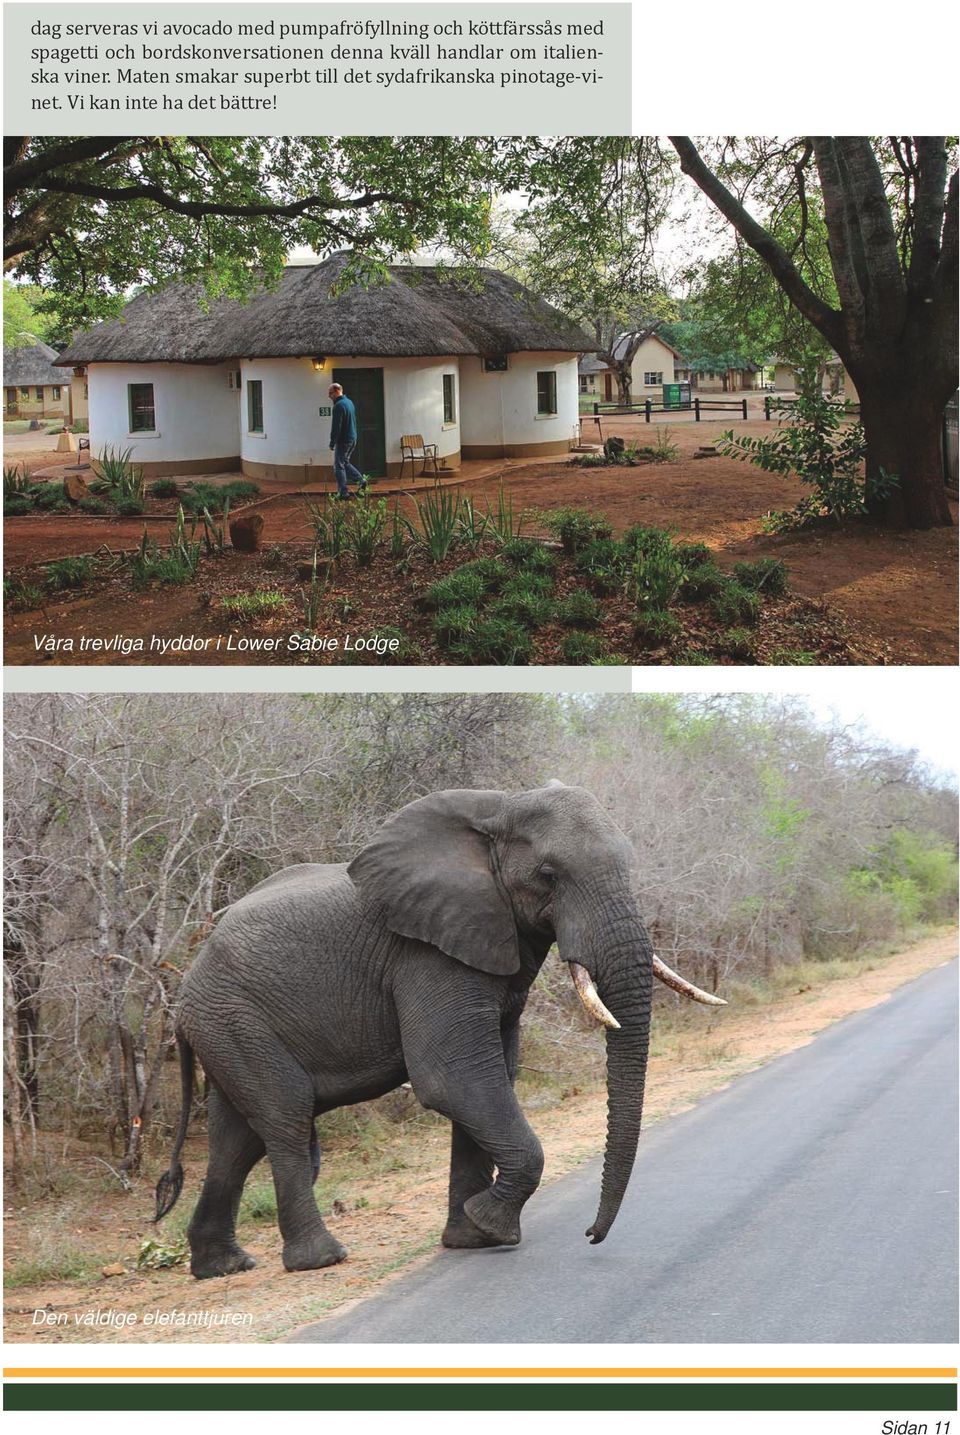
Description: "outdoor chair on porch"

(399, 433), (440, 480)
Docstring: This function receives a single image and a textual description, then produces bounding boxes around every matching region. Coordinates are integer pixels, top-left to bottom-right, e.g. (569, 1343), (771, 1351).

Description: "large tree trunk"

(851, 362), (953, 528)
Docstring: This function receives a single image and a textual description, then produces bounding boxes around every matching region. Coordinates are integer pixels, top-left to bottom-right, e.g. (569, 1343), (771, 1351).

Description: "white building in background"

(56, 256), (591, 481)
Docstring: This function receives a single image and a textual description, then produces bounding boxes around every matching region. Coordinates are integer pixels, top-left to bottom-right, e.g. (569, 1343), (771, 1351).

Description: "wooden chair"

(399, 434), (439, 480)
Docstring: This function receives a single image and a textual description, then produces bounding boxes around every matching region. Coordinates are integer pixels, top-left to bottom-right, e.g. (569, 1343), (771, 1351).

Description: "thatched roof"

(56, 255), (593, 366)
(3, 336), (64, 386)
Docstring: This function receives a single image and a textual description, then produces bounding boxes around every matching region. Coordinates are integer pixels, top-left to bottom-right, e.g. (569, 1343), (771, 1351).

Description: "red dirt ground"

(4, 419), (957, 664)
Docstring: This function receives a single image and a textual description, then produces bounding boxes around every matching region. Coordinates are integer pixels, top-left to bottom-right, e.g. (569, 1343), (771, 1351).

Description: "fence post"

(694, 398), (700, 422)
(742, 398), (748, 420)
(764, 396), (770, 421)
(645, 400), (651, 424)
(593, 402), (599, 417)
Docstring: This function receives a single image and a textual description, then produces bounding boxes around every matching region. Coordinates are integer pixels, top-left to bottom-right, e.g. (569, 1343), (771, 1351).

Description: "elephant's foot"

(441, 1214), (508, 1249)
(461, 1190), (522, 1247)
(282, 1231), (348, 1272)
(190, 1242), (257, 1280)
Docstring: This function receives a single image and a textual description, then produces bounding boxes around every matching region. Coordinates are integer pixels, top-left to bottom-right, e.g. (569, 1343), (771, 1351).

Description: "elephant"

(155, 782), (725, 1279)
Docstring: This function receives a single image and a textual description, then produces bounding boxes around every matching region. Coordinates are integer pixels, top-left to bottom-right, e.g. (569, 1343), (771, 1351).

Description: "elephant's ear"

(347, 789), (518, 976)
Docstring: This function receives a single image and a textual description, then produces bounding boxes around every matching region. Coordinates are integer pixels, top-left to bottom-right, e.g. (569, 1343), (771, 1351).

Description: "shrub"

(731, 557), (790, 597)
(456, 497), (489, 549)
(115, 497), (145, 517)
(219, 590), (288, 620)
(544, 507), (613, 554)
(621, 524), (676, 563)
(499, 537), (557, 572)
(766, 647), (816, 665)
(78, 496), (108, 514)
(423, 569), (486, 610)
(561, 631), (604, 663)
(457, 555), (511, 592)
(3, 494), (32, 516)
(451, 616), (532, 664)
(554, 591), (601, 628)
(718, 376), (879, 525)
(433, 604), (480, 645)
(710, 579), (761, 626)
(148, 479), (181, 499)
(674, 647), (713, 665)
(44, 555), (95, 590)
(407, 484), (462, 561)
(4, 577), (44, 610)
(30, 481), (69, 512)
(484, 483), (524, 544)
(575, 538), (624, 595)
(3, 464), (30, 497)
(94, 445), (144, 502)
(633, 608), (681, 646)
(650, 426), (679, 463)
(223, 480), (260, 504)
(488, 591), (553, 629)
(344, 494), (387, 566)
(681, 562), (727, 602)
(673, 541), (714, 571)
(627, 550), (684, 612)
(305, 497), (348, 559)
(720, 626), (755, 659)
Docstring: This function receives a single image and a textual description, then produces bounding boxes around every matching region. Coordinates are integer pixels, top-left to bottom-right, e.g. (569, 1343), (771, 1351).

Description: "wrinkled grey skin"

(157, 784), (654, 1280)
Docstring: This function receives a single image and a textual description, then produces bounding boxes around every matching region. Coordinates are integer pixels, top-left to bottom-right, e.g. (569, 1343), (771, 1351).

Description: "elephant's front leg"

(401, 994), (543, 1248)
(442, 1024), (518, 1250)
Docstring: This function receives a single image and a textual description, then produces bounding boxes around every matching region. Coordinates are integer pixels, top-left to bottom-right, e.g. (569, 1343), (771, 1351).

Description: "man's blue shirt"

(330, 394), (358, 447)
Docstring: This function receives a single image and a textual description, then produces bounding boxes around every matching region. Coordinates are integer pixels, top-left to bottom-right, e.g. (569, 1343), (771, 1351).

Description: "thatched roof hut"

(4, 336), (64, 386)
(57, 255), (592, 365)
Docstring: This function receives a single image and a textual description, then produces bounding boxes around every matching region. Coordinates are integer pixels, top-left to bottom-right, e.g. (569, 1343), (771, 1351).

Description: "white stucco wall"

(459, 353), (579, 452)
(239, 356), (461, 473)
(87, 362), (241, 462)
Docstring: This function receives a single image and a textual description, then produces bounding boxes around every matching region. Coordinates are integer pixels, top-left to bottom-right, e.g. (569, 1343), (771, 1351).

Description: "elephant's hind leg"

(188, 1086), (265, 1280)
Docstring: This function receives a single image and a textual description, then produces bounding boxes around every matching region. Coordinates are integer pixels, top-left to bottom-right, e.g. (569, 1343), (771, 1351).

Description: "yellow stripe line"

(4, 1368), (957, 1380)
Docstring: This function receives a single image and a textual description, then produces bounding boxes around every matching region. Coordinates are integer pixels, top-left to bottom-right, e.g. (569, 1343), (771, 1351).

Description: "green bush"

(457, 556), (511, 592)
(219, 590), (287, 620)
(561, 631), (604, 663)
(633, 608), (681, 646)
(433, 604), (480, 645)
(499, 538), (557, 572)
(544, 507), (613, 554)
(731, 557), (790, 597)
(554, 591), (601, 628)
(44, 555), (95, 591)
(673, 541), (713, 571)
(4, 577), (44, 610)
(115, 497), (145, 517)
(488, 591), (553, 629)
(451, 616), (532, 664)
(621, 524), (676, 563)
(78, 497), (108, 514)
(148, 479), (182, 499)
(681, 562), (727, 602)
(94, 445), (144, 502)
(575, 538), (624, 595)
(710, 580), (762, 626)
(627, 550), (685, 612)
(423, 569), (486, 610)
(3, 494), (32, 516)
(30, 482), (69, 512)
(3, 464), (30, 498)
(344, 495), (387, 566)
(720, 626), (755, 659)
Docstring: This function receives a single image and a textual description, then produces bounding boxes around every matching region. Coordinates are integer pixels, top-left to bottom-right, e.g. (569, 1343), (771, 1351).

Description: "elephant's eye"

(539, 865), (558, 886)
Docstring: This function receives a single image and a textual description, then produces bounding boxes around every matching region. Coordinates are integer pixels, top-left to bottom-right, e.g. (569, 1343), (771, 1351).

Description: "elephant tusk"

(569, 962), (621, 1030)
(653, 953), (727, 1006)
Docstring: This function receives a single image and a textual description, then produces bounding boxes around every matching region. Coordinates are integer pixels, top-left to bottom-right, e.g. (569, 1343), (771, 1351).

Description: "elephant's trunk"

(559, 900), (653, 1247)
(585, 945), (652, 1244)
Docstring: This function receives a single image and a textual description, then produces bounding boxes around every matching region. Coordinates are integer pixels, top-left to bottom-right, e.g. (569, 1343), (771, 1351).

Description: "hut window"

(51, 386), (61, 400)
(442, 373), (457, 424)
(536, 371), (558, 416)
(128, 383), (156, 432)
(247, 379), (264, 433)
(643, 371), (663, 386)
(36, 387), (44, 401)
(20, 387), (29, 399)
(483, 355), (508, 373)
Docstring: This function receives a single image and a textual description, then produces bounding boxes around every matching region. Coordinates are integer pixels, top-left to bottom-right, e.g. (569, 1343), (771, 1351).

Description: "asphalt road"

(289, 961), (958, 1343)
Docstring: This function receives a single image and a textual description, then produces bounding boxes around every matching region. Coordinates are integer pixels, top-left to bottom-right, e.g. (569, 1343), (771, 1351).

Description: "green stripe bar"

(4, 1383), (957, 1413)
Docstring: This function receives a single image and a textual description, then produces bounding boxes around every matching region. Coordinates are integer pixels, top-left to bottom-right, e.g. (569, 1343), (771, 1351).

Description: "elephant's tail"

(154, 1035), (194, 1222)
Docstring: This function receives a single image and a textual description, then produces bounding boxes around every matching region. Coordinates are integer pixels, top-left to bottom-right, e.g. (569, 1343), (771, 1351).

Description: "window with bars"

(536, 370), (558, 415)
(247, 379), (264, 433)
(643, 371), (663, 386)
(128, 383), (156, 432)
(442, 373), (457, 424)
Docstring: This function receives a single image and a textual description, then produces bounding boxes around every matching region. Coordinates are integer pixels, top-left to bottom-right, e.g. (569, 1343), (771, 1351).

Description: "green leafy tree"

(2, 279), (60, 345)
(670, 136), (958, 528)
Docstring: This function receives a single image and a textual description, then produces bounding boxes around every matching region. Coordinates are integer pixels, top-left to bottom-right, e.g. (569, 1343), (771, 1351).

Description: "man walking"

(328, 382), (366, 499)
